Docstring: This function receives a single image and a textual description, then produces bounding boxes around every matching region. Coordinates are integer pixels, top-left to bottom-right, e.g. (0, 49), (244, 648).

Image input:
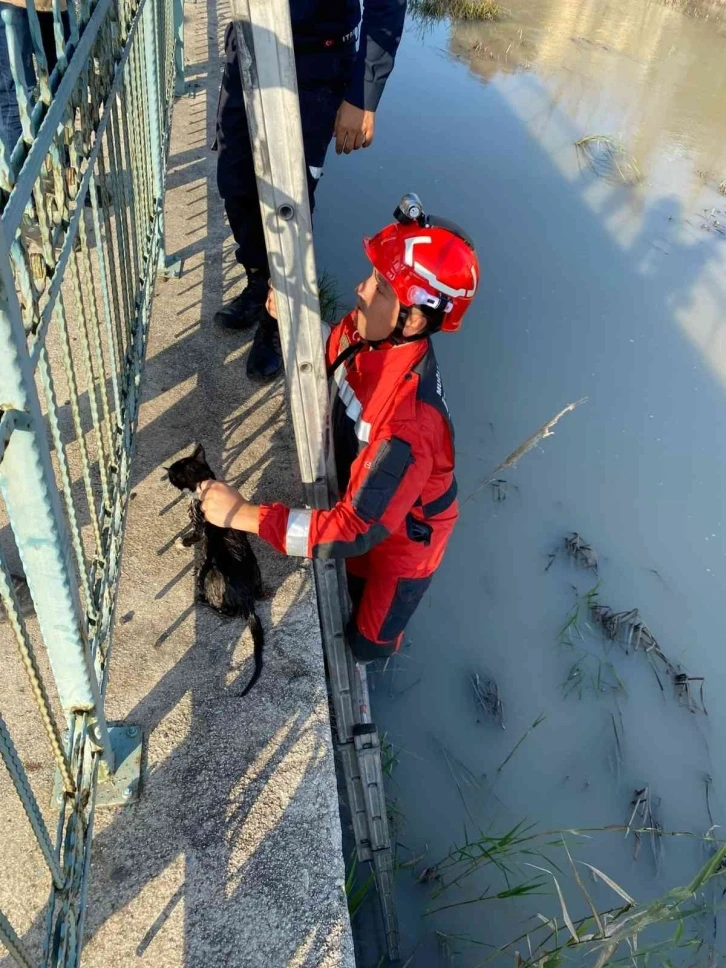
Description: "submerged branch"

(465, 398), (587, 503)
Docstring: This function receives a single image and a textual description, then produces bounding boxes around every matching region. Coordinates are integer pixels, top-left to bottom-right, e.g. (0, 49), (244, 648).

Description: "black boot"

(246, 310), (283, 381)
(214, 271), (268, 330)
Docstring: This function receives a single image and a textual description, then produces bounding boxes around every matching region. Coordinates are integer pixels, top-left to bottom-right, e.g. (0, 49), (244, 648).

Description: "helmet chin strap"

(367, 306), (429, 349)
(327, 307), (428, 377)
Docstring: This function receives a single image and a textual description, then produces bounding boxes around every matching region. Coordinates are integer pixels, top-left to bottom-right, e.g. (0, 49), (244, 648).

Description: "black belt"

(294, 30), (356, 53)
(415, 477), (458, 519)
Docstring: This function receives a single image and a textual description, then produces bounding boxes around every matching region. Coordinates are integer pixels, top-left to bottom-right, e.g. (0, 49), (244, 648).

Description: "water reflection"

(450, 0), (726, 193)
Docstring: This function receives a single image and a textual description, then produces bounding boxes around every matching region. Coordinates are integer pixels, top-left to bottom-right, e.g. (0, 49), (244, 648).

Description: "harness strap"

(327, 341), (363, 379)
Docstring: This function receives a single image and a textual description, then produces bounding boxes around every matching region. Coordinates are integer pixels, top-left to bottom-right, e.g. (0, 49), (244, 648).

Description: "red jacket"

(258, 311), (458, 567)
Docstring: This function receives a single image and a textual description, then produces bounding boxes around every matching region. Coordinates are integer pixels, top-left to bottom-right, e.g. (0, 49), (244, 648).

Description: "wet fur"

(167, 444), (265, 696)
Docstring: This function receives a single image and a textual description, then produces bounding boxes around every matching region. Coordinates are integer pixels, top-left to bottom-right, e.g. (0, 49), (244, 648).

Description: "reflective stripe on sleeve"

(285, 508), (312, 557)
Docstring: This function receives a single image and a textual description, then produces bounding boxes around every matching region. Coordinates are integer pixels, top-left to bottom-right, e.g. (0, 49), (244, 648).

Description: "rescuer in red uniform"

(199, 195), (479, 660)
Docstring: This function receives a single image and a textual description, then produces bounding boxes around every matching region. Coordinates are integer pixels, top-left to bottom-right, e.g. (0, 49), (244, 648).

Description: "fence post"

(173, 0), (185, 95)
(228, 0), (400, 958)
(144, 0), (182, 276)
(0, 226), (114, 771)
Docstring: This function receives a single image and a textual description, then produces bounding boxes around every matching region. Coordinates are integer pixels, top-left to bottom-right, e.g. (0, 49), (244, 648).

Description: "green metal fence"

(0, 0), (181, 958)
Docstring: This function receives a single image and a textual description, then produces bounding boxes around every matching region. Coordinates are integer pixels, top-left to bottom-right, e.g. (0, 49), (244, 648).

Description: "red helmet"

(363, 195), (479, 331)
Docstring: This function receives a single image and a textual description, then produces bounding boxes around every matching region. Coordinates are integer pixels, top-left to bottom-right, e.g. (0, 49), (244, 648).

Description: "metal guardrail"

(0, 0), (182, 958)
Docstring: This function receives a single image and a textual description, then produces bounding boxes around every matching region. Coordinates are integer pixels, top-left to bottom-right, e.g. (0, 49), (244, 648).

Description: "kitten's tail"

(240, 610), (264, 696)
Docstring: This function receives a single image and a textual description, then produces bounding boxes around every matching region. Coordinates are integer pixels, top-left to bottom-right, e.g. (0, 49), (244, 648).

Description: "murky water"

(315, 0), (726, 962)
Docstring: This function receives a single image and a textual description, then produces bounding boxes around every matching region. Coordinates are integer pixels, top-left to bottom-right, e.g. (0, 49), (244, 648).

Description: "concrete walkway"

(0, 0), (354, 964)
(81, 0), (355, 963)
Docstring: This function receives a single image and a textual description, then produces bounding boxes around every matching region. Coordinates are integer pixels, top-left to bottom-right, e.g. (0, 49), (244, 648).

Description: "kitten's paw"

(181, 534), (200, 548)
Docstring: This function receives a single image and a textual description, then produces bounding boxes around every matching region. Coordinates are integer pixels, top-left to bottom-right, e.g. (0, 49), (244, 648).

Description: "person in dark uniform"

(214, 0), (407, 381)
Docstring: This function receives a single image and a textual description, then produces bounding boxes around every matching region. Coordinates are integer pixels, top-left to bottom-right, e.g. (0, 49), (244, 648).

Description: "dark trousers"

(346, 566), (435, 663)
(0, 3), (67, 154)
(215, 22), (354, 274)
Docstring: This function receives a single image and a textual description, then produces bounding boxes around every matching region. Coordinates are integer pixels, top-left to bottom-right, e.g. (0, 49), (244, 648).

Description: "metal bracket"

(159, 253), (183, 279)
(96, 724), (143, 805)
(179, 79), (204, 96)
(53, 723), (143, 808)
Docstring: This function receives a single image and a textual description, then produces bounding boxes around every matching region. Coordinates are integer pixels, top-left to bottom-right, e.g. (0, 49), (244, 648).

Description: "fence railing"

(0, 0), (181, 958)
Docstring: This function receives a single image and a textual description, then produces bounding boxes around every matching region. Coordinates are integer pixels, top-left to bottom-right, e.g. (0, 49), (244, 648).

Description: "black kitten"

(166, 444), (265, 696)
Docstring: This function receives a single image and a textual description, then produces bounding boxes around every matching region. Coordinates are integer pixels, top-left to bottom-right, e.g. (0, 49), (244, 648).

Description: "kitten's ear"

(192, 443), (206, 462)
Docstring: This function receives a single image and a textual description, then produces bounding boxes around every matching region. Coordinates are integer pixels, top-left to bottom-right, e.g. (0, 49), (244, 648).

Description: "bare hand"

(197, 480), (248, 529)
(334, 101), (375, 155)
(265, 284), (277, 320)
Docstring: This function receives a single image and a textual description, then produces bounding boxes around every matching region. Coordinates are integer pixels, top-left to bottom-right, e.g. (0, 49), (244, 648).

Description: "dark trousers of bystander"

(215, 21), (354, 275)
(0, 3), (68, 155)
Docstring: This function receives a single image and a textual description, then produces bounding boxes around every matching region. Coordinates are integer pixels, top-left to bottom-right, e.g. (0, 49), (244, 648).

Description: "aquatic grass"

(673, 671), (707, 714)
(345, 854), (375, 920)
(397, 846), (427, 873)
(387, 796), (407, 839)
(563, 532), (598, 574)
(557, 601), (584, 645)
(470, 670), (505, 728)
(561, 652), (625, 700)
(433, 736), (484, 826)
(545, 824), (726, 846)
(408, 0), (503, 22)
(434, 739), (484, 794)
(589, 600), (708, 714)
(697, 209), (726, 237)
(556, 582), (600, 647)
(608, 709), (625, 780)
(704, 774), (715, 828)
(465, 398), (587, 503)
(476, 843), (726, 968)
(418, 826), (726, 962)
(590, 605), (659, 657)
(556, 585), (628, 700)
(380, 732), (400, 778)
(593, 657), (625, 695)
(575, 135), (642, 186)
(429, 824), (726, 895)
(489, 478), (517, 502)
(437, 930), (455, 965)
(317, 270), (342, 322)
(380, 734), (409, 836)
(435, 931), (493, 954)
(496, 713), (546, 773)
(426, 877), (548, 915)
(553, 576), (708, 714)
(421, 820), (562, 907)
(625, 786), (664, 873)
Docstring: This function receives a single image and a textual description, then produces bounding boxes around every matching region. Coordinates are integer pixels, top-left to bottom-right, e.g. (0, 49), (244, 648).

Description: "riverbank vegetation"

(408, 0), (503, 22)
(416, 826), (726, 965)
